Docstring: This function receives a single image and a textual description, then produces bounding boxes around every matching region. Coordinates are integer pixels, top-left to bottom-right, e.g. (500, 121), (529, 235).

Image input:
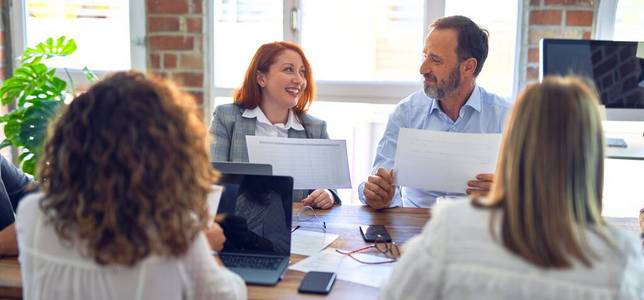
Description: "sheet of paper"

(394, 128), (502, 193)
(290, 230), (339, 256)
(207, 185), (223, 227)
(289, 248), (394, 288)
(637, 42), (644, 59)
(246, 136), (351, 190)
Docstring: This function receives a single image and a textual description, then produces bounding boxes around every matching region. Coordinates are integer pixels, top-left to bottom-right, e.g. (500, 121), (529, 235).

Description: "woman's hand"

(466, 173), (494, 197)
(302, 189), (334, 210)
(205, 222), (226, 252)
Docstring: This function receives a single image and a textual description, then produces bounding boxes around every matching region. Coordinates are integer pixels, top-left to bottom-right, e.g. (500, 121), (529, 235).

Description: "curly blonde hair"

(39, 71), (218, 266)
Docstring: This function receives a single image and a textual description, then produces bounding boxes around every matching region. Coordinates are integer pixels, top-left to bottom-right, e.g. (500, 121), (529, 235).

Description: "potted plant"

(0, 36), (96, 175)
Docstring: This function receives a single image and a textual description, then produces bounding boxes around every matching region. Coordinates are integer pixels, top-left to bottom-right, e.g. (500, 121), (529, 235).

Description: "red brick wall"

(521, 0), (597, 88)
(145, 0), (206, 105)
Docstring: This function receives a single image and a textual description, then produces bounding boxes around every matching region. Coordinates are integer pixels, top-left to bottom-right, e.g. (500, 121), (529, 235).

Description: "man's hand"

(364, 168), (395, 209)
(466, 173), (494, 197)
(302, 189), (334, 210)
(0, 224), (18, 257)
(205, 222), (226, 252)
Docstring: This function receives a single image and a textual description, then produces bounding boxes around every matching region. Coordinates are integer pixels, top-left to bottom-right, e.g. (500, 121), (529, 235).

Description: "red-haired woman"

(209, 41), (339, 209)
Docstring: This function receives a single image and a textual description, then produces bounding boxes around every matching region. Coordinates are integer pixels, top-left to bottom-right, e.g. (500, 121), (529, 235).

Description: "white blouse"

(381, 200), (644, 300)
(241, 107), (304, 138)
(16, 193), (247, 300)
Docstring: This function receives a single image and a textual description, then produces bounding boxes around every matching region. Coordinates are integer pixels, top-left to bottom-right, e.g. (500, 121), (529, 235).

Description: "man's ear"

(256, 71), (266, 87)
(462, 57), (478, 76)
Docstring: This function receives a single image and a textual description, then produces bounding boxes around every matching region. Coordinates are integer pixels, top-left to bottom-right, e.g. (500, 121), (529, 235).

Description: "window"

(207, 0), (521, 203)
(300, 0), (423, 82)
(612, 0), (644, 41)
(10, 0), (146, 78)
(212, 0), (283, 88)
(596, 0), (644, 41)
(445, 0), (520, 98)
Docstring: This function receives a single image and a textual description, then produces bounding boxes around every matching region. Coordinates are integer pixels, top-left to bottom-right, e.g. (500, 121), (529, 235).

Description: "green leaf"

(83, 67), (99, 82)
(20, 153), (37, 175)
(1, 62), (64, 107)
(21, 36), (77, 63)
(3, 109), (26, 144)
(0, 139), (13, 149)
(19, 100), (63, 152)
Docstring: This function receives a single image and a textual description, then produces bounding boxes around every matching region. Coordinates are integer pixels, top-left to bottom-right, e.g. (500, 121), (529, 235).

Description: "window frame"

(8, 0), (147, 86)
(595, 0), (618, 40)
(205, 0), (521, 119)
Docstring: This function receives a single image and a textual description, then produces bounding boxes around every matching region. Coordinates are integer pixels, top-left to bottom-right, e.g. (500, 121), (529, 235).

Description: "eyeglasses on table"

(335, 234), (400, 264)
(292, 205), (327, 233)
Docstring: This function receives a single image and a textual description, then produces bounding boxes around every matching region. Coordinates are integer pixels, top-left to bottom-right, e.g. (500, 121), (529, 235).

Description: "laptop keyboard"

(219, 254), (284, 270)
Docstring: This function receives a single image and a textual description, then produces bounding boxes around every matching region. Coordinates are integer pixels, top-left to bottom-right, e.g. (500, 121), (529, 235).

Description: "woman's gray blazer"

(209, 104), (341, 204)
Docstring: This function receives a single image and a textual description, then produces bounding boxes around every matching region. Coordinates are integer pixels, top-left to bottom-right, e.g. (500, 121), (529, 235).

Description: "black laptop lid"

(217, 174), (293, 256)
(211, 162), (272, 176)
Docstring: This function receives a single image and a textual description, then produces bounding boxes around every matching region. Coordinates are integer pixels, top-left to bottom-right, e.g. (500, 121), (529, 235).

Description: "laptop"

(215, 173), (293, 285)
(211, 161), (272, 175)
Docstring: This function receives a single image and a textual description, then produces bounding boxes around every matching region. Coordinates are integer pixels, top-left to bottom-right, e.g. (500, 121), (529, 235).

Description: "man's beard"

(423, 66), (460, 100)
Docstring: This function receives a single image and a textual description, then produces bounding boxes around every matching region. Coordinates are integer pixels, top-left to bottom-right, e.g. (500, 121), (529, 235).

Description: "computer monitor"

(540, 38), (644, 121)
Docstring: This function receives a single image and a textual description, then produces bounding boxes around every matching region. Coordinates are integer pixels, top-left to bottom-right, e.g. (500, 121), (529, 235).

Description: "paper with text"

(290, 230), (339, 256)
(246, 136), (351, 190)
(394, 129), (502, 193)
(289, 248), (394, 288)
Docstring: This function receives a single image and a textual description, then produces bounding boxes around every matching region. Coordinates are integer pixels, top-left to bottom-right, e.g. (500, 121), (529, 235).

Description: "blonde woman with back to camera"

(15, 72), (246, 300)
(381, 76), (644, 299)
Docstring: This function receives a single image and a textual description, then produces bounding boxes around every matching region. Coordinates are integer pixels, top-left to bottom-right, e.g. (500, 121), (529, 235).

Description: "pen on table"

(291, 225), (301, 233)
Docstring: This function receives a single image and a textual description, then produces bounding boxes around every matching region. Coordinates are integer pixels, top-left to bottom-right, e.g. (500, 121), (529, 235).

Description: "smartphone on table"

(298, 271), (337, 294)
(359, 225), (392, 243)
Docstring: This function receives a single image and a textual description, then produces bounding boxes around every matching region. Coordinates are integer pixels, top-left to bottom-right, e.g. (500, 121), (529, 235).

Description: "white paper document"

(289, 248), (394, 288)
(637, 42), (644, 59)
(246, 136), (351, 190)
(394, 129), (502, 193)
(290, 230), (339, 256)
(206, 185), (223, 227)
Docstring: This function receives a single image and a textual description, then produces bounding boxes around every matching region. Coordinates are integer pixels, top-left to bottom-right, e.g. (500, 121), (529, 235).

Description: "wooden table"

(0, 203), (431, 299)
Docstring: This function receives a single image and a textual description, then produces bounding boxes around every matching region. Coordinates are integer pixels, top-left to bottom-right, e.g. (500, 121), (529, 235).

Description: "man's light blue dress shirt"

(358, 86), (511, 208)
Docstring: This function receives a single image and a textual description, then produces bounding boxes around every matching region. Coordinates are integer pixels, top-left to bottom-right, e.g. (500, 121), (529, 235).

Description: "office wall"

(146, 0), (207, 106)
(521, 0), (597, 89)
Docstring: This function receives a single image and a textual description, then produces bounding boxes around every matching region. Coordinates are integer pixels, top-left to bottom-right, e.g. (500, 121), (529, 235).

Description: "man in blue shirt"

(360, 15), (511, 208)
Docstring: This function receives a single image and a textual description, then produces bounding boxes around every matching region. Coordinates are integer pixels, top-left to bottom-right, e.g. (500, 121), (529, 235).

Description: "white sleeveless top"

(16, 192), (247, 300)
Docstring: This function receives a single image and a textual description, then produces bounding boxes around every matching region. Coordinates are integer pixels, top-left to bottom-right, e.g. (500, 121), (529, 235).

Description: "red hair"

(233, 41), (316, 113)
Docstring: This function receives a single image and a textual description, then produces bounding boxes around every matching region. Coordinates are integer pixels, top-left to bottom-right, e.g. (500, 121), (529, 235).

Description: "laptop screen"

(216, 174), (293, 256)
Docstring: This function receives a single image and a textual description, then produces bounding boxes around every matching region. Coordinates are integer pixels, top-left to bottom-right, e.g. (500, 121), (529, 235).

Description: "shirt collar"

(242, 107), (304, 131)
(427, 85), (482, 115)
